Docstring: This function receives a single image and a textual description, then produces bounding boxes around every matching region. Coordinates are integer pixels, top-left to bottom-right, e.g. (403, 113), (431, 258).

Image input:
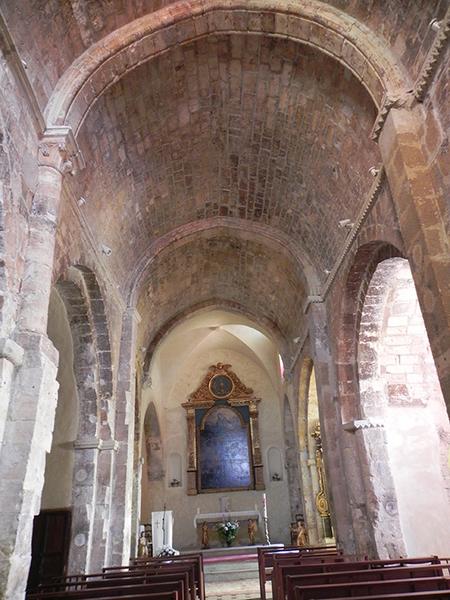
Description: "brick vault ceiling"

(72, 34), (379, 279)
(136, 233), (307, 347)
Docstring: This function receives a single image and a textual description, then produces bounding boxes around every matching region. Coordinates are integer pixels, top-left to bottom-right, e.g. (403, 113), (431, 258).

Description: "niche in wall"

(267, 446), (284, 482)
(167, 453), (183, 488)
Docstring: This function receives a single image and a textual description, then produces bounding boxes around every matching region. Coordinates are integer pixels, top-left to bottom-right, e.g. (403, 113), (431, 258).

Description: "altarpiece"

(182, 363), (265, 495)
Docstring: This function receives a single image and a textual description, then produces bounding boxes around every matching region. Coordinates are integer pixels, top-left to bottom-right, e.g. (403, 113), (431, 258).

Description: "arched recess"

(358, 257), (450, 556)
(38, 265), (114, 577)
(140, 401), (164, 534)
(338, 241), (407, 558)
(283, 396), (302, 522)
(143, 402), (164, 483)
(297, 358), (334, 546)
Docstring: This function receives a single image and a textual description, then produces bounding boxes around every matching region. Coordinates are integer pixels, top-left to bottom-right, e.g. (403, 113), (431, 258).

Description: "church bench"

(35, 566), (196, 599)
(44, 557), (203, 600)
(271, 555), (347, 600)
(285, 565), (448, 600)
(27, 577), (189, 600)
(122, 553), (205, 600)
(257, 546), (340, 600)
(292, 576), (450, 599)
(318, 590), (450, 600)
(30, 593), (179, 600)
(272, 556), (444, 600)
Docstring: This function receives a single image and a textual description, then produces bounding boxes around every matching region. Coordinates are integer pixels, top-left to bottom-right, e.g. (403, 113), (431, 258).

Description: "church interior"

(0, 1), (449, 599)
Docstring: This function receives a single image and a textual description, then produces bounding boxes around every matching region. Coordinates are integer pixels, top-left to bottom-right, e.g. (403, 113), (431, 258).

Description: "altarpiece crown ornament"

(182, 363), (265, 495)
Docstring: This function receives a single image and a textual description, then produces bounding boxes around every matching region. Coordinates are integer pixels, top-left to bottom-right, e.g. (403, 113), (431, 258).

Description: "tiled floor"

(205, 578), (271, 600)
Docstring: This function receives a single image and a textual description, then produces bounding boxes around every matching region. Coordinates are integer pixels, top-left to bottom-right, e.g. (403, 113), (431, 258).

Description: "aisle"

(202, 546), (271, 600)
(206, 577), (269, 600)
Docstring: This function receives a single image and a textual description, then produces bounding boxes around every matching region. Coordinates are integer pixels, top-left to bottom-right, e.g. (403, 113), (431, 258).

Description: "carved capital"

(99, 439), (119, 451)
(0, 338), (24, 367)
(38, 126), (85, 175)
(73, 436), (101, 450)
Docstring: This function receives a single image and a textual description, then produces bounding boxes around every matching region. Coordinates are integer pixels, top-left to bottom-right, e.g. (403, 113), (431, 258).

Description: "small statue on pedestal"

(296, 520), (308, 547)
(138, 530), (149, 558)
(201, 521), (209, 549)
(247, 519), (257, 545)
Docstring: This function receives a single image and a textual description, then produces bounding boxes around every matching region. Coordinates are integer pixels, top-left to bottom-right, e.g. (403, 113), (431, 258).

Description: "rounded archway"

(137, 309), (291, 550)
(297, 358), (335, 546)
(358, 257), (450, 556)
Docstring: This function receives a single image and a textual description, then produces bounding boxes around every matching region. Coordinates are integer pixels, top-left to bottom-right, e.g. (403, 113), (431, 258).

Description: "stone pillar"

(343, 419), (406, 558)
(307, 302), (356, 554)
(249, 399), (265, 490)
(0, 127), (84, 599)
(90, 441), (117, 571)
(379, 106), (450, 415)
(185, 406), (197, 496)
(0, 339), (24, 448)
(107, 308), (140, 566)
(70, 438), (100, 573)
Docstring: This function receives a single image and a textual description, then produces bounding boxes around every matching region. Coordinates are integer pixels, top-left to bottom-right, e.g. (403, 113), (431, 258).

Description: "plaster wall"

(41, 290), (78, 510)
(141, 344), (291, 550)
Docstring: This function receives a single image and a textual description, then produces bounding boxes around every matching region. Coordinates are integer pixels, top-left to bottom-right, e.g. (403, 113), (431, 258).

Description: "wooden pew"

(286, 565), (448, 599)
(257, 545), (339, 600)
(37, 555), (203, 600)
(28, 577), (188, 600)
(272, 556), (443, 600)
(271, 553), (346, 600)
(118, 553), (205, 600)
(323, 591), (450, 600)
(293, 576), (450, 599)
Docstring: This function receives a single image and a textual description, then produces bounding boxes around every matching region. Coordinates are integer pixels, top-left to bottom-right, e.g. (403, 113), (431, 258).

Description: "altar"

(194, 507), (261, 548)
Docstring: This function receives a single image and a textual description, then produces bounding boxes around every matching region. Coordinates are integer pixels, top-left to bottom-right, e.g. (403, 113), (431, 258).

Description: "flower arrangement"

(216, 520), (240, 546)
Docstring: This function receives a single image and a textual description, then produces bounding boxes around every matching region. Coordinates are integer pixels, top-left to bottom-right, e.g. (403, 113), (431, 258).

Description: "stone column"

(249, 399), (265, 490)
(0, 127), (84, 599)
(106, 308), (140, 566)
(0, 339), (24, 448)
(379, 106), (450, 415)
(89, 440), (118, 571)
(342, 419), (406, 558)
(185, 406), (197, 495)
(306, 302), (356, 555)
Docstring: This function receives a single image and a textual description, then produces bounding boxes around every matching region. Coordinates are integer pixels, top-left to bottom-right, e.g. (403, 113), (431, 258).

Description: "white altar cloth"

(193, 509), (261, 528)
(152, 510), (174, 555)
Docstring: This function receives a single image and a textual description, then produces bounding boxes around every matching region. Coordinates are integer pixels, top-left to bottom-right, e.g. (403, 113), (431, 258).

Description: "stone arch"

(297, 357), (335, 545)
(128, 218), (319, 306)
(338, 241), (403, 423)
(337, 241), (407, 558)
(0, 107), (11, 335)
(44, 0), (409, 133)
(53, 265), (114, 573)
(142, 299), (289, 379)
(358, 257), (450, 556)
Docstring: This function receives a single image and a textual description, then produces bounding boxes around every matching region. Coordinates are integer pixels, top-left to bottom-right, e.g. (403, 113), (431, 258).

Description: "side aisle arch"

(55, 265), (114, 574)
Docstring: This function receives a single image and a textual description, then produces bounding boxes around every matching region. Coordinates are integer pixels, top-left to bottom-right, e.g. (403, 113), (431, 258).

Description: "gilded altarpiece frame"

(182, 363), (265, 495)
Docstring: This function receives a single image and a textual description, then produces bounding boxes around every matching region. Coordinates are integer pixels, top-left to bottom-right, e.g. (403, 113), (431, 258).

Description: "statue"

(290, 521), (299, 545)
(201, 521), (209, 549)
(296, 520), (308, 547)
(247, 519), (257, 545)
(138, 530), (149, 558)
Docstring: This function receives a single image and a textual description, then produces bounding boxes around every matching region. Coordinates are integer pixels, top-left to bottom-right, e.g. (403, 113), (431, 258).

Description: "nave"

(1, 1), (449, 599)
